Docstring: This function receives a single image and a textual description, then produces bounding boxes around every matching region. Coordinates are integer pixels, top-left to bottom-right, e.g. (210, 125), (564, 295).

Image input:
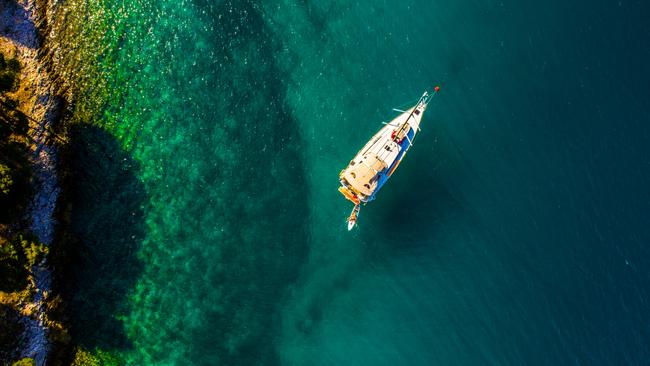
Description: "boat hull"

(339, 96), (428, 203)
(337, 90), (436, 230)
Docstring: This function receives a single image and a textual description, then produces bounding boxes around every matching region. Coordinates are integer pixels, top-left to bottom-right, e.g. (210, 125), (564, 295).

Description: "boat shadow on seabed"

(361, 146), (466, 255)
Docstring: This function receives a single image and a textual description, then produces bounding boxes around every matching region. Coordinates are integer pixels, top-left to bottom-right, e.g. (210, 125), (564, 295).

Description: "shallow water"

(49, 0), (650, 364)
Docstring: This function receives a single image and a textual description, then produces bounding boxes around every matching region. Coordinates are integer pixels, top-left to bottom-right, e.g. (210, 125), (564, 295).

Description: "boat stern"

(338, 185), (360, 205)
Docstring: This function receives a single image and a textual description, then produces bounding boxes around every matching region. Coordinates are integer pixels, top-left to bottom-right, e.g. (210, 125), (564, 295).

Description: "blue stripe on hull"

(366, 128), (415, 202)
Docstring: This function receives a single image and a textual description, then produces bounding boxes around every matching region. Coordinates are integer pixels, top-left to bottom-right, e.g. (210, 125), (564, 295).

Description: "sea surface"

(47, 0), (650, 364)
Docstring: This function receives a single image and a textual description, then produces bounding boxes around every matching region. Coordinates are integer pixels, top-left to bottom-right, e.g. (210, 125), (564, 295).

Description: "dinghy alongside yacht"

(339, 88), (439, 230)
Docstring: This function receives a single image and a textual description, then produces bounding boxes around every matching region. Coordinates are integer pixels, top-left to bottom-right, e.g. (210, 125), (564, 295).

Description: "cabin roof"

(342, 153), (387, 196)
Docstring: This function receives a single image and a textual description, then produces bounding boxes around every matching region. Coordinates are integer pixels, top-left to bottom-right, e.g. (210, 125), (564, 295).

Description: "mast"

(392, 91), (433, 142)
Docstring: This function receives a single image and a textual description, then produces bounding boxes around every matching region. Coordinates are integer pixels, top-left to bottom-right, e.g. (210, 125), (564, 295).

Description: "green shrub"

(12, 358), (36, 366)
(18, 234), (49, 267)
(0, 163), (13, 195)
(0, 236), (29, 292)
(71, 347), (123, 366)
(0, 234), (47, 292)
(1, 234), (48, 266)
(0, 236), (20, 262)
(71, 348), (101, 366)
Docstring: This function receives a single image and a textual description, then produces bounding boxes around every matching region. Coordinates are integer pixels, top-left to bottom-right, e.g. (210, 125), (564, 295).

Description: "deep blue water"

(51, 0), (650, 364)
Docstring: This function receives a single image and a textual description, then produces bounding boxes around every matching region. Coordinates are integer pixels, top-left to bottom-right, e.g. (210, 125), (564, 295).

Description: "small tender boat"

(339, 88), (439, 230)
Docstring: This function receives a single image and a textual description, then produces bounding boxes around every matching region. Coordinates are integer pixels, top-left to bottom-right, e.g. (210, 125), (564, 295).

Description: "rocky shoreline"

(1, 0), (64, 364)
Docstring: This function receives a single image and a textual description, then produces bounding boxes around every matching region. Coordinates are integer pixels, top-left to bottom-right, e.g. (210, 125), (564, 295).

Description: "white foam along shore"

(1, 0), (61, 364)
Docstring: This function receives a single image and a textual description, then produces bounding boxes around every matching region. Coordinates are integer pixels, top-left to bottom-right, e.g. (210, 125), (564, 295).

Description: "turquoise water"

(51, 0), (650, 364)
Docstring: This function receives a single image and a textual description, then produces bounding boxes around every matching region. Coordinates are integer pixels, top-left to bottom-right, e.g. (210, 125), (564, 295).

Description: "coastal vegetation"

(0, 53), (31, 224)
(0, 50), (40, 366)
